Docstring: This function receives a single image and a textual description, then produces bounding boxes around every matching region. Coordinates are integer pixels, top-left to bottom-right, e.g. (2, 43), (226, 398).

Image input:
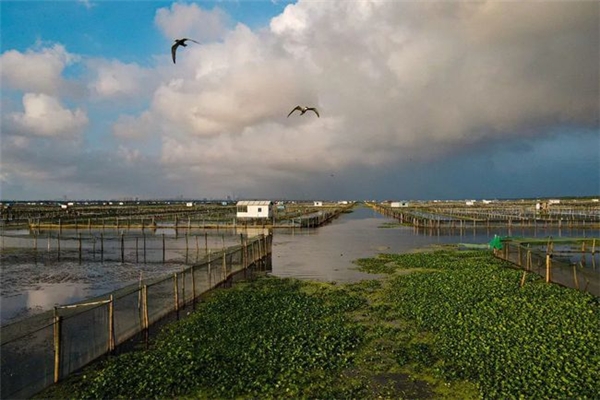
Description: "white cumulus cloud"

(10, 93), (88, 138)
(88, 60), (153, 99)
(0, 43), (79, 96)
(155, 3), (230, 42)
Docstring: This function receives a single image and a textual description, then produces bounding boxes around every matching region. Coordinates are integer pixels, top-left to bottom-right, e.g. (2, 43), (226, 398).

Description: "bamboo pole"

(181, 268), (186, 308)
(162, 233), (166, 263)
(545, 254), (552, 283)
(208, 250), (212, 288)
(78, 233), (82, 263)
(108, 295), (115, 352)
(191, 264), (196, 309)
(520, 270), (527, 288)
(142, 285), (149, 347)
(53, 308), (62, 383)
(173, 273), (179, 316)
(240, 234), (245, 268)
(573, 264), (580, 290)
(222, 252), (227, 282)
(121, 233), (125, 263)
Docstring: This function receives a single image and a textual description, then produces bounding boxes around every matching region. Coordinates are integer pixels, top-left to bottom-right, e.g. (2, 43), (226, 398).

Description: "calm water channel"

(271, 206), (598, 281)
(1, 205), (598, 325)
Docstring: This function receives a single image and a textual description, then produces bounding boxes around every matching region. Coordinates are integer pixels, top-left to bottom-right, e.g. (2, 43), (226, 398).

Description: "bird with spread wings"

(171, 38), (200, 64)
(287, 106), (320, 118)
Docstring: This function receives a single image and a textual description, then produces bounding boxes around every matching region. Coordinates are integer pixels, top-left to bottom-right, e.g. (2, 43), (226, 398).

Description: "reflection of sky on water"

(270, 207), (600, 283)
(1, 283), (94, 323)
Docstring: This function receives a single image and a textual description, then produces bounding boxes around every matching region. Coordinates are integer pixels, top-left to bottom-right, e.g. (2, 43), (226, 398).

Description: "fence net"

(498, 240), (599, 297)
(1, 234), (271, 399)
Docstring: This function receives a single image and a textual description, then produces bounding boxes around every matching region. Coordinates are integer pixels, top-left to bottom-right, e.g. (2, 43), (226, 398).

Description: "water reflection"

(270, 206), (599, 282)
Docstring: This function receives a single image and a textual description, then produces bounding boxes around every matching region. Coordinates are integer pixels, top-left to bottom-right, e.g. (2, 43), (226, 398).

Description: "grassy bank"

(39, 249), (599, 399)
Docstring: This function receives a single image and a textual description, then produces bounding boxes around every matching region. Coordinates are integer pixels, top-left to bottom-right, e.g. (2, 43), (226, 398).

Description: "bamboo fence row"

(494, 238), (599, 297)
(369, 203), (600, 229)
(1, 233), (273, 400)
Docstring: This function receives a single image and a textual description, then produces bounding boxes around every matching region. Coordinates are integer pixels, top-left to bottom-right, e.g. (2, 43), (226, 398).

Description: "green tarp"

(489, 235), (504, 250)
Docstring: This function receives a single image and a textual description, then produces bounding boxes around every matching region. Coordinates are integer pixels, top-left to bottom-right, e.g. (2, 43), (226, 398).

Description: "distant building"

(236, 200), (273, 219)
(186, 202), (194, 207)
(313, 201), (323, 207)
(391, 201), (409, 208)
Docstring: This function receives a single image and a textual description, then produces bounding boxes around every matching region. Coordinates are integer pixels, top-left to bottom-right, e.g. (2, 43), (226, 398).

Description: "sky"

(1, 0), (599, 201)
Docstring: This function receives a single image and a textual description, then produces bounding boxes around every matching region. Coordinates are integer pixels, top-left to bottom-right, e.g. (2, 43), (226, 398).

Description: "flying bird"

(171, 38), (199, 64)
(287, 106), (320, 118)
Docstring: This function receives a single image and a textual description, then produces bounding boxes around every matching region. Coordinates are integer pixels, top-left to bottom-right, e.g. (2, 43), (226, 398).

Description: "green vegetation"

(358, 250), (600, 399)
(40, 249), (600, 399)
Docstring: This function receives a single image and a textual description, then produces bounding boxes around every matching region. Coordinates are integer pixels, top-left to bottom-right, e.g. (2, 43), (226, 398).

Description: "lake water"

(1, 205), (597, 324)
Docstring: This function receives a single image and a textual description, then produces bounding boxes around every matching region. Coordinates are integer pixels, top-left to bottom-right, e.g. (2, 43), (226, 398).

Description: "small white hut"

(236, 200), (273, 219)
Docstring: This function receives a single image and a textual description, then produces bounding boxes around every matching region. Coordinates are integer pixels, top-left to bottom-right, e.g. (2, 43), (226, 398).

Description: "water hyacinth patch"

(36, 249), (599, 399)
(70, 277), (365, 399)
(383, 250), (600, 399)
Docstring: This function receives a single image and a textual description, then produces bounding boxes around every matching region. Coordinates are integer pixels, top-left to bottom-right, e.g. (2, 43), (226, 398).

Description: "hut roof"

(236, 200), (273, 206)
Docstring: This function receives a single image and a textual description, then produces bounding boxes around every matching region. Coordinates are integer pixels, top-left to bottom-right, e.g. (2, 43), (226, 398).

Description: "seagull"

(287, 106), (320, 118)
(171, 38), (199, 64)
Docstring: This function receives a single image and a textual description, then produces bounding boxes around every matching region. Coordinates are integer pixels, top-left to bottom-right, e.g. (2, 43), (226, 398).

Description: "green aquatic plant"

(384, 250), (600, 399)
(71, 277), (365, 399)
(39, 249), (597, 400)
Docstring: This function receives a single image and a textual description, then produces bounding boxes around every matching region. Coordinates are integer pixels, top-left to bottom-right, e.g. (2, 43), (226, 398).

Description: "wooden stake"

(520, 270), (527, 288)
(240, 233), (245, 268)
(173, 273), (179, 315)
(53, 308), (62, 383)
(108, 295), (115, 352)
(545, 254), (552, 283)
(181, 268), (186, 309)
(191, 264), (196, 309)
(142, 285), (149, 347)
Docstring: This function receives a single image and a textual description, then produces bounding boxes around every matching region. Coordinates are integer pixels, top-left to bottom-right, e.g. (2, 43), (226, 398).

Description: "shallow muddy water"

(270, 206), (599, 282)
(1, 206), (598, 325)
